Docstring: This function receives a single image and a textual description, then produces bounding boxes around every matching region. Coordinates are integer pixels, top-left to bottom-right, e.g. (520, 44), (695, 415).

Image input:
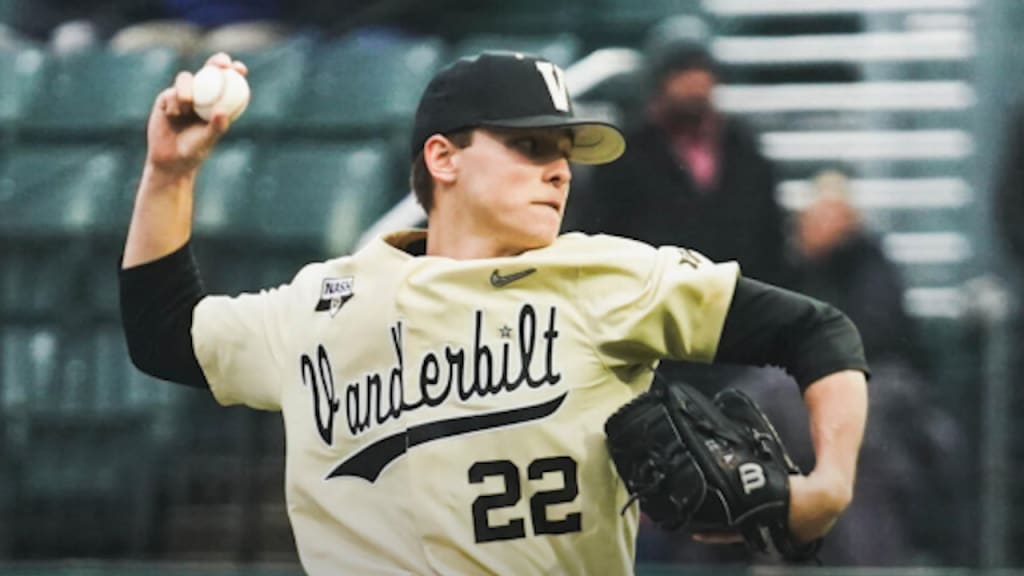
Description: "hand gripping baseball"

(145, 53), (249, 175)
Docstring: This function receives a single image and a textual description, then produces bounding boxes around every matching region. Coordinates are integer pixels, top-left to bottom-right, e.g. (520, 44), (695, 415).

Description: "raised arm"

(120, 53), (247, 388)
(122, 52), (245, 268)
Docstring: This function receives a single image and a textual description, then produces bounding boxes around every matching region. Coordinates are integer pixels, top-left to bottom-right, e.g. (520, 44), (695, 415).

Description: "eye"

(508, 135), (570, 161)
(510, 137), (538, 155)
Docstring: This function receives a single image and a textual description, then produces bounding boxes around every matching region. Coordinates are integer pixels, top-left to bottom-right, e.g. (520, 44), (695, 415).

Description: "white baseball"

(192, 65), (250, 122)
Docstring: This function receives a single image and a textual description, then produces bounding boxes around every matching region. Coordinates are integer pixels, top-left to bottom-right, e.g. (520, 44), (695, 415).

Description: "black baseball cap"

(411, 52), (626, 165)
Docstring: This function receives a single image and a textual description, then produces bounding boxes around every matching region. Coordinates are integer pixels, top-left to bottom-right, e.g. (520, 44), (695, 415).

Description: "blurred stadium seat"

(187, 140), (262, 295)
(22, 47), (178, 137)
(193, 141), (258, 237)
(588, 0), (702, 43)
(0, 144), (127, 234)
(13, 412), (157, 558)
(0, 325), (59, 416)
(291, 35), (445, 135)
(0, 44), (44, 128)
(451, 33), (582, 68)
(250, 140), (395, 252)
(0, 241), (82, 315)
(442, 0), (585, 36)
(0, 144), (127, 315)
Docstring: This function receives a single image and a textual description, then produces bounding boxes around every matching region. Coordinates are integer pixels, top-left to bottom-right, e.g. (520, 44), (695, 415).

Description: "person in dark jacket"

(794, 170), (927, 373)
(761, 169), (961, 565)
(567, 39), (789, 287)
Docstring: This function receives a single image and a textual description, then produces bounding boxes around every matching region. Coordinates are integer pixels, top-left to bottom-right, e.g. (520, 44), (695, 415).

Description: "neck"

(425, 216), (523, 260)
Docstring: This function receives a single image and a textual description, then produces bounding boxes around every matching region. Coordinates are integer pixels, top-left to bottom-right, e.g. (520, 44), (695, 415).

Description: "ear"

(423, 134), (460, 187)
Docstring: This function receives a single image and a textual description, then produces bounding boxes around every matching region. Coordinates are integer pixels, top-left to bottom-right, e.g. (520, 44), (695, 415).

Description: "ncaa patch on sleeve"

(316, 277), (354, 317)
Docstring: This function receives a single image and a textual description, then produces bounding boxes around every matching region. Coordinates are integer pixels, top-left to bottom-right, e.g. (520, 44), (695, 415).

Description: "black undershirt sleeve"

(119, 242), (210, 389)
(715, 277), (870, 391)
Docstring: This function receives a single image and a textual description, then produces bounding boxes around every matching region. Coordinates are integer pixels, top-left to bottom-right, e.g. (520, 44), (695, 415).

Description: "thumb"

(189, 111), (231, 159)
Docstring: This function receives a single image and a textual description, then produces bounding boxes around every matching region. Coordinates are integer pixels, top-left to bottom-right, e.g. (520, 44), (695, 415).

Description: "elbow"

(793, 303), (870, 388)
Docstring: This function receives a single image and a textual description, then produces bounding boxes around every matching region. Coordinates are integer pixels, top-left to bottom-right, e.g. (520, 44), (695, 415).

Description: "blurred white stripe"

(705, 0), (976, 16)
(716, 81), (975, 112)
(712, 30), (974, 64)
(882, 232), (971, 264)
(904, 287), (964, 318)
(565, 48), (644, 95)
(777, 178), (972, 210)
(761, 130), (973, 160)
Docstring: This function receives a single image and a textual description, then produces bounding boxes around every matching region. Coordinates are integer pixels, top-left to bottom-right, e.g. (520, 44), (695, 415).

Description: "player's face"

(453, 128), (573, 255)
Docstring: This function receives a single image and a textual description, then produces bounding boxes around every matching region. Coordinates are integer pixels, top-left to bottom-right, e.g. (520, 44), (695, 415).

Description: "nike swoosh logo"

(326, 393), (566, 482)
(490, 267), (537, 287)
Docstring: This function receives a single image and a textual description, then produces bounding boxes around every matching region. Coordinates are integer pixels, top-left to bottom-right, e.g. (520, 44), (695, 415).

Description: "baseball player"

(120, 52), (868, 575)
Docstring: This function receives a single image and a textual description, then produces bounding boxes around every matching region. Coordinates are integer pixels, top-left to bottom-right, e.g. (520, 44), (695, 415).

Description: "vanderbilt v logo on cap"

(535, 61), (570, 112)
(411, 51), (626, 165)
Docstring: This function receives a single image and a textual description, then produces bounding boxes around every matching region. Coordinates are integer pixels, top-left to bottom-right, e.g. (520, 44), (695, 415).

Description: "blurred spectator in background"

(563, 16), (791, 428)
(765, 169), (963, 565)
(794, 169), (929, 375)
(662, 169), (964, 566)
(567, 26), (790, 287)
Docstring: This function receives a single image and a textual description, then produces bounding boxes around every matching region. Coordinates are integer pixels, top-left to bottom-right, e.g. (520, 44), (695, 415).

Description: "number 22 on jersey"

(468, 456), (581, 543)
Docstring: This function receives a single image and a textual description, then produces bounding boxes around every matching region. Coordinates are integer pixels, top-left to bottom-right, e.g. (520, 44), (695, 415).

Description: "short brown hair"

(410, 130), (473, 214)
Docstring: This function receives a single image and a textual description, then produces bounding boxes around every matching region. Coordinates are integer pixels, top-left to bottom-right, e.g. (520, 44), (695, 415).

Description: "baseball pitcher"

(120, 52), (869, 575)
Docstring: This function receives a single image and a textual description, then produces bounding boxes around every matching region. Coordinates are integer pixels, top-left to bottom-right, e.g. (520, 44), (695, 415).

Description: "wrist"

(143, 160), (199, 183)
(806, 466), (853, 516)
(788, 473), (846, 543)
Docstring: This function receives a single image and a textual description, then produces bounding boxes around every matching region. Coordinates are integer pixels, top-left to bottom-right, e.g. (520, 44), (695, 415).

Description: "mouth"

(534, 200), (562, 213)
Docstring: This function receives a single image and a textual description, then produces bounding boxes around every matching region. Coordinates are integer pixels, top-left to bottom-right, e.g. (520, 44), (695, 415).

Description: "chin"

(529, 229), (560, 249)
(511, 230), (558, 253)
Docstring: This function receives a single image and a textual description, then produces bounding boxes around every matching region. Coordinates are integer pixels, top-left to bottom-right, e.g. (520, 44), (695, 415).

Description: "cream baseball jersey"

(191, 230), (739, 575)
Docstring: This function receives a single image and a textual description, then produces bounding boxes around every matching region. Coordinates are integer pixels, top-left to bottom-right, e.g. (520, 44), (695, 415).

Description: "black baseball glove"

(604, 381), (821, 561)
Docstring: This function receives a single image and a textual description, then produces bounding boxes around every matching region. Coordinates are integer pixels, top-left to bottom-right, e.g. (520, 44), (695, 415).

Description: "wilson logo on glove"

(739, 462), (767, 494)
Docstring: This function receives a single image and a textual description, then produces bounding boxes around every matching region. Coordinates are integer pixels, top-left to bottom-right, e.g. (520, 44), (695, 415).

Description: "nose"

(544, 157), (571, 188)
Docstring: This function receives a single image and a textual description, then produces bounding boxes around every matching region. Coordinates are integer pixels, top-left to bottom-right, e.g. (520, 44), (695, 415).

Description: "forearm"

(784, 369), (867, 542)
(122, 163), (198, 268)
(804, 370), (868, 503)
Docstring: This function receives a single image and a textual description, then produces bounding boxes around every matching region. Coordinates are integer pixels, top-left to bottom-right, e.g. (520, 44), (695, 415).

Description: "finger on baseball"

(205, 52), (232, 69)
(156, 88), (179, 117)
(231, 60), (248, 76)
(172, 72), (194, 114)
